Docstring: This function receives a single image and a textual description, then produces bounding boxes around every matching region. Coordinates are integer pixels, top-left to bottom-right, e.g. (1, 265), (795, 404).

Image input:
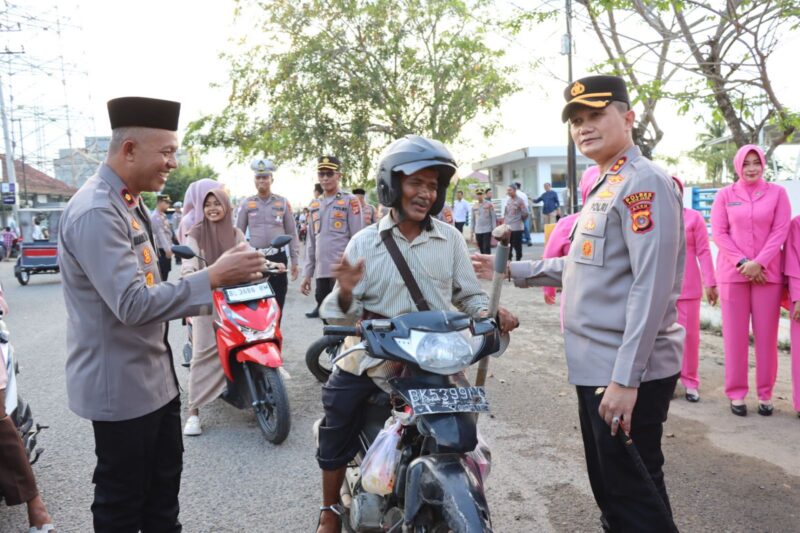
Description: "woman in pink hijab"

(711, 144), (790, 416)
(177, 178), (224, 243)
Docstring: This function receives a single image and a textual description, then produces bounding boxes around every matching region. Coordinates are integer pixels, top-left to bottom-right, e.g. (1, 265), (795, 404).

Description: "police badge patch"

(623, 191), (655, 234)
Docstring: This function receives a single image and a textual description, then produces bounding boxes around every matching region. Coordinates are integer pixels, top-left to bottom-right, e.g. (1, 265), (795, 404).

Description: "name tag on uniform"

(133, 233), (149, 246)
(727, 202), (742, 206)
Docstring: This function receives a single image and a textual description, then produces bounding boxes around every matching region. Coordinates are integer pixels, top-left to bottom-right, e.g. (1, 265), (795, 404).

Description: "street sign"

(2, 182), (15, 204)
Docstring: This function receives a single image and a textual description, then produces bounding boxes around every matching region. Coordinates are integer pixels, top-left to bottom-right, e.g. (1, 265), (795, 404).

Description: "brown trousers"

(0, 389), (38, 505)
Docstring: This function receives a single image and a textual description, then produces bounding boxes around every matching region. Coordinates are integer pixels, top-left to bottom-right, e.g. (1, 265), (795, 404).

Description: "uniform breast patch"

(581, 239), (594, 259)
(597, 189), (614, 199)
(350, 197), (361, 215)
(131, 218), (141, 230)
(145, 272), (155, 287)
(133, 233), (149, 246)
(248, 201), (258, 209)
(623, 191), (655, 234)
(607, 175), (625, 184)
(143, 247), (153, 265)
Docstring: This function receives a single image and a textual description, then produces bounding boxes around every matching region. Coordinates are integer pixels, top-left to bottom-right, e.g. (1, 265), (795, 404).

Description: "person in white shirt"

(452, 190), (470, 234)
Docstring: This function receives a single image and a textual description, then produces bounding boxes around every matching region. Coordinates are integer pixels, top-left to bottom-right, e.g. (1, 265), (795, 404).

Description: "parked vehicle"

(172, 235), (292, 444)
(321, 310), (505, 532)
(0, 313), (45, 469)
(14, 208), (62, 286)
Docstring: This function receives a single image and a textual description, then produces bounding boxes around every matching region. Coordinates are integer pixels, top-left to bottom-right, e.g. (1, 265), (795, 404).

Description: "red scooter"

(172, 235), (292, 444)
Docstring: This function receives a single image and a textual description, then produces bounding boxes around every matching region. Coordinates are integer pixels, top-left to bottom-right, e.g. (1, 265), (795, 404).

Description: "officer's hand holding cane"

(598, 382), (638, 436)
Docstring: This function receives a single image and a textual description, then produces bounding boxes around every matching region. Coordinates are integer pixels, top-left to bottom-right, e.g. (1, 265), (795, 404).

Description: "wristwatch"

(736, 257), (748, 268)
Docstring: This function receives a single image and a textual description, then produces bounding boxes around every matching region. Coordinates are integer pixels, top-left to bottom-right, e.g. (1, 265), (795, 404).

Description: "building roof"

(0, 154), (79, 196)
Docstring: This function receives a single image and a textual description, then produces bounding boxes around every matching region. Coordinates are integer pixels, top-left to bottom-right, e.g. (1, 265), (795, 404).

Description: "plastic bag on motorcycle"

(360, 419), (403, 495)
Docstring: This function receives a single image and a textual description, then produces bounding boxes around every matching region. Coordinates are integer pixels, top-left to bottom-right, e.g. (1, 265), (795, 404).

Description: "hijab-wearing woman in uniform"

(782, 202), (800, 418)
(181, 189), (284, 436)
(710, 144), (790, 416)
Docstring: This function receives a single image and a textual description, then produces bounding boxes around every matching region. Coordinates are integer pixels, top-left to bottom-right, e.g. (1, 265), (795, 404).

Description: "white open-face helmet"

(251, 158), (276, 176)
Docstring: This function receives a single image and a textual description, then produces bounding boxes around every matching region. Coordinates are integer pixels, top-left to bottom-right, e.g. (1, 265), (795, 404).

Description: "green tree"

(688, 117), (736, 186)
(161, 163), (219, 205)
(186, 0), (519, 185)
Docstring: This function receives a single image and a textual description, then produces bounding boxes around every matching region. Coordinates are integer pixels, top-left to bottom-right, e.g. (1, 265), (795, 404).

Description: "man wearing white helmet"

(235, 158), (300, 312)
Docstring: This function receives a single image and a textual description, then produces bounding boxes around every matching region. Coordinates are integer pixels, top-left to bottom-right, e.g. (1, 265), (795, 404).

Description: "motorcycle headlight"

(396, 329), (479, 374)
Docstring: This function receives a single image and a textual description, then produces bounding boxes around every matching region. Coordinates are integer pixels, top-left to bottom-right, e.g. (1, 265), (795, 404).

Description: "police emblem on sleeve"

(623, 191), (655, 234)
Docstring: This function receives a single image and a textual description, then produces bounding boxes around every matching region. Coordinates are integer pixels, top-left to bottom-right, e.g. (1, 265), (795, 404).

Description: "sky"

(4, 0), (800, 205)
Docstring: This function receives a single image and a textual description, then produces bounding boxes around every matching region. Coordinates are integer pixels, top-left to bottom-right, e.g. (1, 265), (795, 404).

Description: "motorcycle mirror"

(171, 245), (196, 260)
(270, 235), (292, 249)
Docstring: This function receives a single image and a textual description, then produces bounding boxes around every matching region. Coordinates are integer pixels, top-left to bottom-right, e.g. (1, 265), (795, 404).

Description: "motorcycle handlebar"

(323, 325), (360, 337)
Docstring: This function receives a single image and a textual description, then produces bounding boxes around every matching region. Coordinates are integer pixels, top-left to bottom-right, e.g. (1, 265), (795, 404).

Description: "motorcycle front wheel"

(305, 335), (342, 383)
(250, 365), (291, 444)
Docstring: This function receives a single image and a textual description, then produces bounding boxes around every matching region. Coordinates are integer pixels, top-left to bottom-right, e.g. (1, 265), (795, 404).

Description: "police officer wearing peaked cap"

(236, 158), (300, 313)
(474, 75), (685, 531)
(59, 96), (268, 531)
(300, 155), (365, 317)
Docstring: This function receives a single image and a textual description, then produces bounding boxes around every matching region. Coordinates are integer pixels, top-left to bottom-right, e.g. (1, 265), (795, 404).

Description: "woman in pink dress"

(783, 216), (800, 418)
(673, 178), (718, 402)
(710, 144), (790, 416)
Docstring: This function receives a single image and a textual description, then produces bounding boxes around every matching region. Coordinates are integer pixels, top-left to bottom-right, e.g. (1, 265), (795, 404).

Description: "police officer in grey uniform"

(236, 158), (300, 311)
(300, 156), (365, 318)
(59, 97), (268, 532)
(151, 194), (174, 280)
(471, 188), (496, 254)
(473, 76), (684, 532)
(504, 185), (526, 260)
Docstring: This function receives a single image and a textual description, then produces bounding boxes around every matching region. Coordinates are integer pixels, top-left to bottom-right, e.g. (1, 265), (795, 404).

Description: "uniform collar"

(586, 144), (642, 199)
(732, 177), (768, 201)
(98, 163), (140, 212)
(375, 211), (446, 246)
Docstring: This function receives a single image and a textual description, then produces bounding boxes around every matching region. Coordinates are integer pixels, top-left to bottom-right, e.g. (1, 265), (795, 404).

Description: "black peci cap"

(352, 188), (366, 195)
(318, 155), (341, 171)
(561, 75), (630, 122)
(107, 97), (181, 131)
(157, 194), (172, 204)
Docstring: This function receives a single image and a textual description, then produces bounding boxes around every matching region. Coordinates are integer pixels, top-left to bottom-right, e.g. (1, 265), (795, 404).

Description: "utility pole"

(0, 76), (18, 220)
(562, 0), (578, 213)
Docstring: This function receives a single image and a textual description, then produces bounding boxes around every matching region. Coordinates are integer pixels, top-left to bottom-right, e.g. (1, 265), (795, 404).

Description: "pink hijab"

(178, 178), (223, 243)
(580, 165), (600, 204)
(733, 144), (767, 182)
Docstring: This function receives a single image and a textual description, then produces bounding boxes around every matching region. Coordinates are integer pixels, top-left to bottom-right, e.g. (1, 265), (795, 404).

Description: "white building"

(53, 136), (110, 189)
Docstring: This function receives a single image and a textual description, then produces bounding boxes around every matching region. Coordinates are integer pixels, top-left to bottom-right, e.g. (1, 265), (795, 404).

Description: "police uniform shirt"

(471, 199), (497, 234)
(504, 196), (526, 231)
(59, 163), (214, 422)
(509, 145), (685, 388)
(150, 209), (173, 251)
(303, 190), (365, 279)
(235, 193), (300, 265)
(435, 206), (454, 225)
(363, 203), (377, 225)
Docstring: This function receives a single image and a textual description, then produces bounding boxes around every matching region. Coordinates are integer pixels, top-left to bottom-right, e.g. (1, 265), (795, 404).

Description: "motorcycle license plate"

(407, 386), (489, 414)
(224, 282), (273, 303)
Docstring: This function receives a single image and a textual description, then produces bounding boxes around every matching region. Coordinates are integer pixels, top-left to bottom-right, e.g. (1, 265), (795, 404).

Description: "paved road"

(1, 245), (799, 532)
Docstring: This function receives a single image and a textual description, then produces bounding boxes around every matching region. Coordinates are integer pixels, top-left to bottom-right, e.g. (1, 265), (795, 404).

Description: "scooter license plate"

(407, 386), (489, 414)
(224, 282), (274, 303)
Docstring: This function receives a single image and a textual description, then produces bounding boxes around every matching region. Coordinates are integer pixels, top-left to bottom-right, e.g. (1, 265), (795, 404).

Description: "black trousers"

(265, 250), (288, 313)
(317, 369), (381, 471)
(510, 230), (523, 261)
(475, 232), (492, 255)
(91, 396), (183, 533)
(315, 277), (336, 308)
(455, 221), (465, 233)
(576, 373), (678, 533)
(157, 249), (172, 282)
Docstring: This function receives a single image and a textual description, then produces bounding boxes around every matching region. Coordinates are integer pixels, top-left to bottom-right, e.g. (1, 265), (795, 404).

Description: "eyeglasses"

(317, 170), (337, 177)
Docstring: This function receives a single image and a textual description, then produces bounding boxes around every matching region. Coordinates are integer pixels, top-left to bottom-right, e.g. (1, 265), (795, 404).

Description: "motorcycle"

(171, 235), (292, 444)
(0, 312), (45, 468)
(321, 310), (505, 532)
(305, 334), (342, 383)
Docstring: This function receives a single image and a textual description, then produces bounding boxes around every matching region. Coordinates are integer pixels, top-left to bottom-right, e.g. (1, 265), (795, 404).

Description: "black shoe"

(730, 402), (747, 417)
(758, 403), (774, 416)
(305, 308), (320, 319)
(685, 391), (700, 403)
(526, 242), (532, 247)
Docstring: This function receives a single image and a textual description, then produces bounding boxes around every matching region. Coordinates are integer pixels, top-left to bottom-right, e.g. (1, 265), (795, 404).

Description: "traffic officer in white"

(473, 75), (684, 532)
(300, 156), (365, 318)
(236, 158), (300, 312)
(59, 97), (268, 531)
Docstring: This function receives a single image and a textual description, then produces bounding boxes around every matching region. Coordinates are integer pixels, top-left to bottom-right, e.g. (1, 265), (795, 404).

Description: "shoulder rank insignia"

(609, 157), (627, 173)
(121, 189), (136, 207)
(131, 217), (141, 231)
(623, 191), (655, 234)
(350, 197), (361, 215)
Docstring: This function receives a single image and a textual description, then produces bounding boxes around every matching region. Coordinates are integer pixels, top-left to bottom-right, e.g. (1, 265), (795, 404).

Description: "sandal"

(316, 504), (344, 533)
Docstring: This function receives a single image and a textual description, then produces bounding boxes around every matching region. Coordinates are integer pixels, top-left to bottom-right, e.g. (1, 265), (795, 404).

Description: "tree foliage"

(575, 0), (799, 159)
(185, 0), (519, 185)
(688, 116), (737, 185)
(161, 163), (219, 205)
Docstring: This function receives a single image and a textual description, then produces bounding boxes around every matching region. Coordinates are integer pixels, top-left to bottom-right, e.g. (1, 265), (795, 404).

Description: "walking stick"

(474, 224), (511, 387)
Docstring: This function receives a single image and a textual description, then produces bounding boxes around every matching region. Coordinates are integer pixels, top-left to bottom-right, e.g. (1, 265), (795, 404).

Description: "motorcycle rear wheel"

(305, 335), (341, 383)
(250, 365), (291, 444)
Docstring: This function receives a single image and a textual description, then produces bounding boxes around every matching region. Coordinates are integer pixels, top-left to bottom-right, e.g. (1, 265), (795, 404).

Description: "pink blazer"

(542, 213), (578, 301)
(679, 208), (716, 300)
(784, 216), (800, 302)
(710, 179), (790, 284)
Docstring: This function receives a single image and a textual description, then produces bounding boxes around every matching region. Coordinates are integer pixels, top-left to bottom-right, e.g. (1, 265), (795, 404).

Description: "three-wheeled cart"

(13, 208), (62, 286)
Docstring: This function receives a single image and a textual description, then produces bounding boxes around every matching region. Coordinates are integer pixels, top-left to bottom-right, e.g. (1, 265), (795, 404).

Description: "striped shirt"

(321, 212), (489, 376)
